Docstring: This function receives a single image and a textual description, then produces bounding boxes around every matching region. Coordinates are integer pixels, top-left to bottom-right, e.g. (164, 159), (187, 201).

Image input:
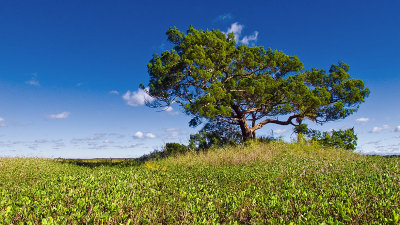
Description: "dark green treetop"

(143, 26), (370, 140)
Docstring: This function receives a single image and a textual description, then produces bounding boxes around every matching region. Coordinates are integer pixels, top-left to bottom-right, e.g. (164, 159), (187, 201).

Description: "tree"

(164, 142), (189, 155)
(143, 26), (370, 141)
(305, 128), (358, 151)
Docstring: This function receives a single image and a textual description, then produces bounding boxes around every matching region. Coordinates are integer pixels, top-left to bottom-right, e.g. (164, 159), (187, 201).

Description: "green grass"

(1, 141), (399, 224)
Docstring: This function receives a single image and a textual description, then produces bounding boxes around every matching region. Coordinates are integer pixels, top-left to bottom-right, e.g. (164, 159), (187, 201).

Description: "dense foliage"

(144, 26), (370, 140)
(1, 142), (399, 224)
(164, 142), (189, 155)
(306, 128), (358, 151)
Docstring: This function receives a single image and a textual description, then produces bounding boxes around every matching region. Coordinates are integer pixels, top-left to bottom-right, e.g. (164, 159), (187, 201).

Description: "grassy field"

(1, 141), (399, 224)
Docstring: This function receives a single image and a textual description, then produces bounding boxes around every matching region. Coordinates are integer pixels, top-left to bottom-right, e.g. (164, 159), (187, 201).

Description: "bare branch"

(250, 114), (302, 132)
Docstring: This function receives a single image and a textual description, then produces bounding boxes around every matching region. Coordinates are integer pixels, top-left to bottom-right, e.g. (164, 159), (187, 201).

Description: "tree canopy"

(143, 26), (370, 140)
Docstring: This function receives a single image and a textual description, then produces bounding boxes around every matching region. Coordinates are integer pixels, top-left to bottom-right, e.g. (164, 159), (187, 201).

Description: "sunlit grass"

(1, 142), (399, 224)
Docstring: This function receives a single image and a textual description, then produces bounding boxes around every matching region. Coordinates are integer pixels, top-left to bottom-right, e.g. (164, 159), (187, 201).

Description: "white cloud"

(162, 106), (179, 115)
(224, 22), (259, 45)
(133, 131), (156, 139)
(109, 90), (119, 95)
(145, 133), (156, 139)
(369, 124), (390, 133)
(240, 31), (259, 45)
(356, 117), (370, 123)
(225, 22), (243, 43)
(273, 128), (287, 134)
(47, 112), (70, 119)
(133, 131), (144, 139)
(164, 106), (173, 112)
(122, 87), (154, 106)
(395, 126), (400, 132)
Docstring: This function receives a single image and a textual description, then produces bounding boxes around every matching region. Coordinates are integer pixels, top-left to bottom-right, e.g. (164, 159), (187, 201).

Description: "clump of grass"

(163, 141), (362, 167)
(1, 142), (399, 224)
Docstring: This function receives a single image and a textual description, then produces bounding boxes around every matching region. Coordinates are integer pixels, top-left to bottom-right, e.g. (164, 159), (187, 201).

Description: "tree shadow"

(55, 158), (142, 168)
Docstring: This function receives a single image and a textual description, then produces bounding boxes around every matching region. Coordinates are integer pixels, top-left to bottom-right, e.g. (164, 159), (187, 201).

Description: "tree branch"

(250, 114), (301, 132)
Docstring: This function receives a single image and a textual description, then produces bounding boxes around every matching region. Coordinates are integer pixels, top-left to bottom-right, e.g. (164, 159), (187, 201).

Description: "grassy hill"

(1, 141), (399, 224)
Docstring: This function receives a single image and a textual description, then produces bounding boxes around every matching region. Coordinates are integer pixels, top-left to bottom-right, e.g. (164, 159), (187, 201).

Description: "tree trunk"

(231, 104), (254, 141)
(251, 116), (256, 139)
(297, 133), (305, 143)
(238, 119), (253, 141)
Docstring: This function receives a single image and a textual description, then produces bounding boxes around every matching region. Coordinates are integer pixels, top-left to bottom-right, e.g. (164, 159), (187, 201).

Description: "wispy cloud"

(369, 124), (390, 133)
(164, 128), (185, 138)
(122, 87), (154, 106)
(71, 134), (105, 144)
(224, 22), (259, 45)
(356, 117), (370, 123)
(109, 90), (119, 95)
(273, 128), (287, 134)
(47, 112), (70, 119)
(26, 73), (40, 86)
(26, 79), (40, 86)
(34, 139), (48, 143)
(133, 131), (156, 139)
(114, 143), (143, 149)
(0, 117), (6, 127)
(33, 139), (65, 149)
(240, 31), (259, 45)
(162, 106), (179, 115)
(365, 140), (382, 145)
(70, 133), (126, 148)
(214, 13), (233, 22)
(395, 125), (400, 132)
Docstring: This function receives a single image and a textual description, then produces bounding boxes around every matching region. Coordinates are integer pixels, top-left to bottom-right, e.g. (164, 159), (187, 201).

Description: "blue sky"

(1, 0), (399, 158)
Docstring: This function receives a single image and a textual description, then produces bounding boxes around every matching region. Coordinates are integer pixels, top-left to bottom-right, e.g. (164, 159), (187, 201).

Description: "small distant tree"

(188, 118), (241, 150)
(164, 142), (189, 155)
(305, 127), (358, 151)
(143, 26), (370, 141)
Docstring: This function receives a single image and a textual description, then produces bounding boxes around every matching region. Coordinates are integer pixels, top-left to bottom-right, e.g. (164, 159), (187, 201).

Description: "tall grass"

(1, 142), (399, 224)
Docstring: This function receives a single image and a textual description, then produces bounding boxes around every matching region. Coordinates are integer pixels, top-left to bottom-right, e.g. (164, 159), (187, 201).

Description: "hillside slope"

(1, 142), (399, 224)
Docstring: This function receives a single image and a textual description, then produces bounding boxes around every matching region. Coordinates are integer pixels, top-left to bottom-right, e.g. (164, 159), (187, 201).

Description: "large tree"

(143, 26), (370, 140)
